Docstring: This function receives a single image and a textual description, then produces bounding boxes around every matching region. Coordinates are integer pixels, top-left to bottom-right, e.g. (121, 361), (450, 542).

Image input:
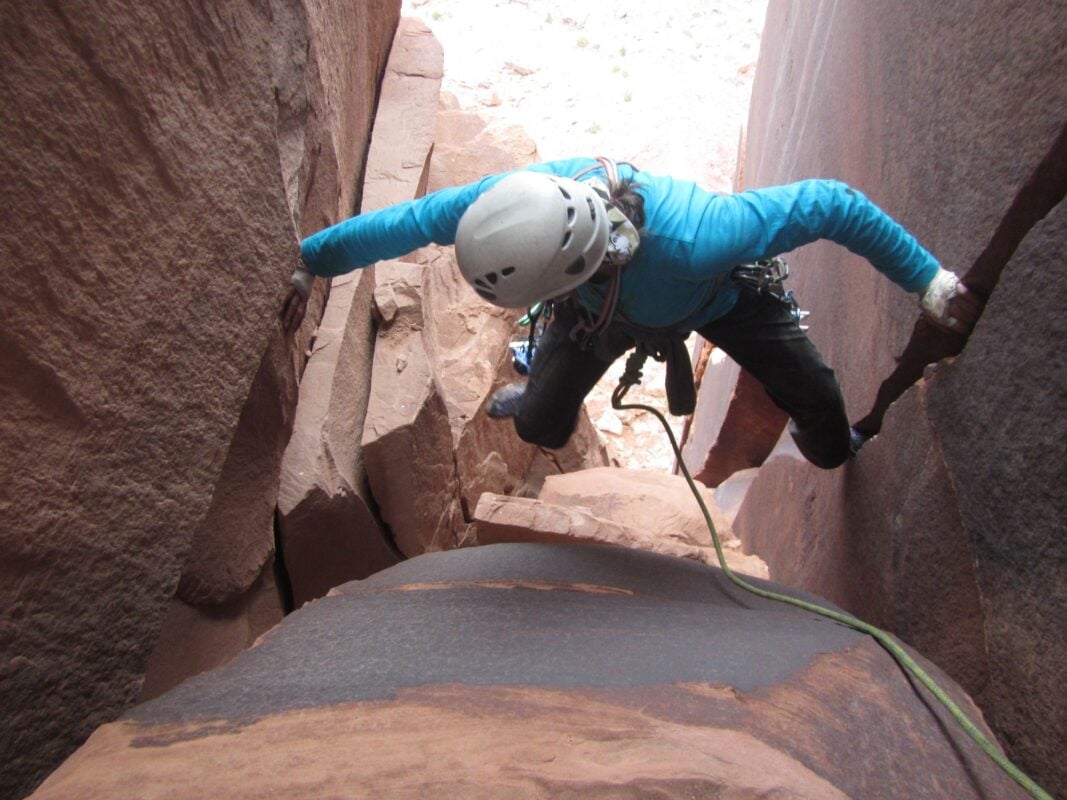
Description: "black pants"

(513, 292), (852, 469)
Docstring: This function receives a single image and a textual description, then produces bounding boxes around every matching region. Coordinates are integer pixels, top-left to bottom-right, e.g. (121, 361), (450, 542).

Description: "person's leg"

(698, 292), (852, 469)
(500, 302), (620, 449)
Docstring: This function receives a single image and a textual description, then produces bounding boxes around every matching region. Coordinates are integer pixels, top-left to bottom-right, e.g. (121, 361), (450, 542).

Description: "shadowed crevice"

(854, 121), (1067, 436)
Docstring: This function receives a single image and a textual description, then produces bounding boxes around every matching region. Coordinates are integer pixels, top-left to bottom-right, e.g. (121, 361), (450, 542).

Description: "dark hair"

(609, 177), (646, 230)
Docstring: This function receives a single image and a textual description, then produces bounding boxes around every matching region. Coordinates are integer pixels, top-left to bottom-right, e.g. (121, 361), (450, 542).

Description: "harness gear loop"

(731, 257), (810, 329)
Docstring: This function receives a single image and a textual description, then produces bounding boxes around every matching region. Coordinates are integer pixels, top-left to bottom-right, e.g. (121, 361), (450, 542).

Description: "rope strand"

(611, 380), (1052, 800)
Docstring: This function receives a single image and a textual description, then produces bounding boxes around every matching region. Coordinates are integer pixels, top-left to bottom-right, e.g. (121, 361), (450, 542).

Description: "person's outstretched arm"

(279, 158), (605, 334)
(697, 179), (979, 333)
(279, 181), (489, 334)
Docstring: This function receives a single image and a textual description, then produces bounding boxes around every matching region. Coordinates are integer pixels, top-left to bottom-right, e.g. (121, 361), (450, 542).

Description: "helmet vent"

(566, 206), (576, 224)
(501, 267), (516, 276)
(558, 185), (572, 200)
(564, 256), (586, 276)
(561, 230), (572, 249)
(586, 196), (598, 221)
(475, 273), (498, 288)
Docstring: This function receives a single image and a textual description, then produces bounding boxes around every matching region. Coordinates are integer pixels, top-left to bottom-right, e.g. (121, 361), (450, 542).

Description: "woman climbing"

(279, 156), (980, 469)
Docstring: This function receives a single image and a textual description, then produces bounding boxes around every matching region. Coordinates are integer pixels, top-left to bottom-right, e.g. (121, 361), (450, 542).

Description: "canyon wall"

(0, 1), (400, 796)
(729, 1), (1066, 793)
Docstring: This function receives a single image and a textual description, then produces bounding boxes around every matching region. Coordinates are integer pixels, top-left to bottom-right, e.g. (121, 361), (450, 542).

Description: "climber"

(279, 157), (981, 469)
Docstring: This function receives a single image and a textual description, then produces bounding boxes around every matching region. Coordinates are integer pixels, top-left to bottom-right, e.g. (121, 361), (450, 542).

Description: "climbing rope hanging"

(611, 350), (1052, 800)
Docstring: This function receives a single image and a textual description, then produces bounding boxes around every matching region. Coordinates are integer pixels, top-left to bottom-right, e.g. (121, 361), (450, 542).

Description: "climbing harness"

(610, 353), (1053, 800)
(731, 256), (810, 330)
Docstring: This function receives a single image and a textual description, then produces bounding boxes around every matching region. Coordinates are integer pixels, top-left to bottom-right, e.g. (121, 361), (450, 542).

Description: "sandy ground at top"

(402, 0), (768, 469)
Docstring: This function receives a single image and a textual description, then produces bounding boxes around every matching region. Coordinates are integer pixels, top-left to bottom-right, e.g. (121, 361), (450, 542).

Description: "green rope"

(610, 358), (1051, 800)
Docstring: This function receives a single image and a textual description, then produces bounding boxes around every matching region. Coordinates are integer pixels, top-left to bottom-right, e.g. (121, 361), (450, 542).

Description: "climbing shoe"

(487, 382), (526, 419)
(849, 427), (871, 457)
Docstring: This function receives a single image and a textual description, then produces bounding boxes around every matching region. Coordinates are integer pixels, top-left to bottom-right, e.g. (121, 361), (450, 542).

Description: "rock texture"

(927, 201), (1067, 794)
(538, 467), (728, 551)
(474, 472), (768, 578)
(360, 102), (608, 557)
(363, 247), (610, 555)
(474, 494), (715, 565)
(731, 1), (1067, 794)
(361, 258), (467, 554)
(28, 545), (1023, 799)
(276, 17), (443, 607)
(0, 1), (400, 796)
(681, 346), (789, 487)
(140, 561), (284, 702)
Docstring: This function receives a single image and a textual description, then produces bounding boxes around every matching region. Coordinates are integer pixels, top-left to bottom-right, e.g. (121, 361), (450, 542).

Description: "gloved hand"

(919, 267), (982, 334)
(280, 264), (314, 335)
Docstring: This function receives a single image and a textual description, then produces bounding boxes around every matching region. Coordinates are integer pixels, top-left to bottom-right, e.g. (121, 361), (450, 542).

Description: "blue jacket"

(300, 157), (939, 331)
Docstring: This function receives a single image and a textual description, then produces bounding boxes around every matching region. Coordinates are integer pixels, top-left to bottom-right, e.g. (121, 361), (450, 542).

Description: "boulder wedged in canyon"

(539, 467), (727, 549)
(361, 259), (466, 555)
(276, 16), (442, 605)
(29, 544), (1021, 799)
(0, 1), (399, 795)
(428, 94), (540, 188)
(472, 493), (710, 565)
(474, 466), (767, 578)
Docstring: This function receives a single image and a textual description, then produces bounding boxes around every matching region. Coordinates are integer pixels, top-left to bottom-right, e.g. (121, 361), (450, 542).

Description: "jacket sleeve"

(299, 182), (484, 277)
(298, 158), (601, 278)
(694, 179), (940, 292)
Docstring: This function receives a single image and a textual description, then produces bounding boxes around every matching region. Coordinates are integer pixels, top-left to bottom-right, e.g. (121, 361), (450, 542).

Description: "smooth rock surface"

(733, 1), (1066, 793)
(29, 545), (1021, 800)
(140, 562), (284, 702)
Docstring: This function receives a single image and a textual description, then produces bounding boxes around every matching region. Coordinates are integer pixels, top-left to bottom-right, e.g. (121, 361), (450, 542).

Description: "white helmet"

(455, 171), (610, 308)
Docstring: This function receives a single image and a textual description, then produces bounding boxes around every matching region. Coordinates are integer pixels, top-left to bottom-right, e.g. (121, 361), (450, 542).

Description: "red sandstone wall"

(0, 1), (400, 797)
(732, 1), (1065, 794)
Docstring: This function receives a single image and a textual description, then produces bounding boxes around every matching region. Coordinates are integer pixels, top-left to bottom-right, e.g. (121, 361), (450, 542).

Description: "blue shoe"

(849, 427), (871, 457)
(488, 382), (526, 419)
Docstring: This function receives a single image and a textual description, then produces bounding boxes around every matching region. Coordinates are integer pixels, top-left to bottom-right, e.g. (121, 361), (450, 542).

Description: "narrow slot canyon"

(1, 2), (1064, 798)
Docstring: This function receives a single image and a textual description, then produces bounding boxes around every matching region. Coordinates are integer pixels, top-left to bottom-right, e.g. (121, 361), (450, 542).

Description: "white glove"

(281, 264), (314, 335)
(920, 267), (975, 333)
(290, 265), (315, 298)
